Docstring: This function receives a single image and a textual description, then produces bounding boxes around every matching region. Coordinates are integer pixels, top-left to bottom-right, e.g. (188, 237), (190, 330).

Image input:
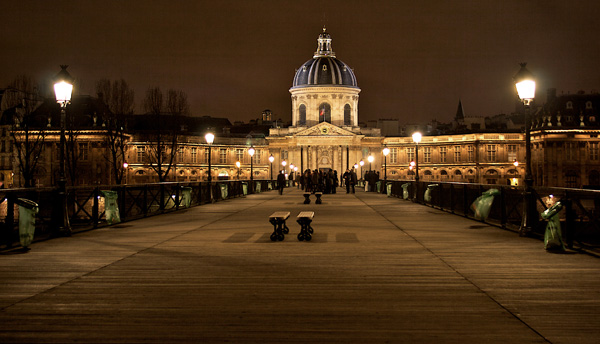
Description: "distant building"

(2, 30), (599, 189)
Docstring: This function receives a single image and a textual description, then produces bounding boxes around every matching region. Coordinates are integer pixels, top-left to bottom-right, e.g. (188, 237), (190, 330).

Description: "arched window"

(299, 104), (306, 126)
(318, 103), (331, 123)
(344, 104), (351, 125)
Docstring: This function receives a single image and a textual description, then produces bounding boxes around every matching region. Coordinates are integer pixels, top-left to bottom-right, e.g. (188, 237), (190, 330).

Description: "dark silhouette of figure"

(277, 170), (286, 195)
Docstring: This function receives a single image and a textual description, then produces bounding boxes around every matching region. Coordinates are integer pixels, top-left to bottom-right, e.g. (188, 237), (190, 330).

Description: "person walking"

(277, 170), (286, 195)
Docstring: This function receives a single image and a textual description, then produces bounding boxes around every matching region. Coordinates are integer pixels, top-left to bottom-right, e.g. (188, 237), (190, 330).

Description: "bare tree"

(95, 78), (134, 184)
(142, 87), (188, 183)
(6, 75), (45, 188)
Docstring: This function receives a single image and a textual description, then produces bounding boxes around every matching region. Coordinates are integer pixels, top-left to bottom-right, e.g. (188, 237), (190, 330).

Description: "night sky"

(2, 1), (600, 125)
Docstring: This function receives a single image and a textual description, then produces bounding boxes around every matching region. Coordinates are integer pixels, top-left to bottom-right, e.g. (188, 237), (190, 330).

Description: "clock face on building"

(321, 127), (329, 135)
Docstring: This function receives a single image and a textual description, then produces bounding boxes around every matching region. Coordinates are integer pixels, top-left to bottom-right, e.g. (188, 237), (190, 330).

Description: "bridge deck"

(1, 187), (599, 343)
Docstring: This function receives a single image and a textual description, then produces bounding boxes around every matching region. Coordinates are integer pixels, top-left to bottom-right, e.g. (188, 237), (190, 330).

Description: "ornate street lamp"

(269, 154), (275, 180)
(412, 132), (422, 201)
(236, 161), (241, 180)
(382, 146), (390, 181)
(359, 160), (364, 180)
(514, 62), (536, 236)
(205, 132), (214, 202)
(282, 160), (287, 174)
(53, 65), (74, 236)
(248, 147), (255, 181)
(367, 155), (374, 172)
(205, 132), (214, 182)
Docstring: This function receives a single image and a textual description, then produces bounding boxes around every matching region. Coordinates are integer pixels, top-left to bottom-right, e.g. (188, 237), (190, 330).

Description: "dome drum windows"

(298, 104), (306, 126)
(318, 103), (331, 123)
(344, 104), (352, 125)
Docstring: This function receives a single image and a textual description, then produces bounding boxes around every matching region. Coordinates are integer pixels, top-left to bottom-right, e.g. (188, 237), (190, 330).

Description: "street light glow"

(412, 132), (422, 144)
(205, 132), (215, 144)
(514, 63), (536, 102)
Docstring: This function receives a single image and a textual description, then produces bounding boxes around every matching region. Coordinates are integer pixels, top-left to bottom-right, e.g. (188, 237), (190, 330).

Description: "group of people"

(276, 167), (380, 195)
(363, 170), (381, 192)
(299, 169), (339, 194)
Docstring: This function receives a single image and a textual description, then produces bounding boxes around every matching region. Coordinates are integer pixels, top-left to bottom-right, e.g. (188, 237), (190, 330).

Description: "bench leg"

(297, 219), (313, 241)
(315, 195), (322, 204)
(303, 195), (311, 204)
(269, 219), (287, 241)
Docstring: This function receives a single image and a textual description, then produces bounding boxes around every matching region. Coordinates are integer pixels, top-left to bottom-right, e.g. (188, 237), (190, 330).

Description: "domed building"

(268, 28), (383, 175)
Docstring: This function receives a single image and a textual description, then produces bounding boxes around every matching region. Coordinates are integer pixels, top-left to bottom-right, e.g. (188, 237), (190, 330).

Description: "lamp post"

(53, 65), (74, 236)
(205, 132), (214, 201)
(382, 146), (390, 181)
(205, 133), (214, 182)
(514, 62), (536, 236)
(412, 132), (422, 201)
(236, 161), (241, 179)
(123, 162), (129, 184)
(248, 147), (255, 181)
(367, 155), (374, 172)
(282, 160), (287, 174)
(269, 154), (274, 180)
(359, 160), (364, 180)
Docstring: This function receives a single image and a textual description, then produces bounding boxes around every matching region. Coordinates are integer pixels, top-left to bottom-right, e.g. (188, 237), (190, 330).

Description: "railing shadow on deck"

(0, 180), (274, 251)
(378, 180), (600, 254)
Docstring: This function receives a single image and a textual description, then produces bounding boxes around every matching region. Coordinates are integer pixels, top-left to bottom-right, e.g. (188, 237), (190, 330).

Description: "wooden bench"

(296, 211), (314, 241)
(269, 211), (290, 241)
(303, 193), (311, 204)
(314, 192), (323, 204)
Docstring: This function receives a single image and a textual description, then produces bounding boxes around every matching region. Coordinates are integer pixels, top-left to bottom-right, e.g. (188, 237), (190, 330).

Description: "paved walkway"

(1, 187), (599, 343)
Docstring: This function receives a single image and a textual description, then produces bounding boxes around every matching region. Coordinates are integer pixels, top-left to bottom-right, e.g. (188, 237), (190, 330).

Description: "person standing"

(277, 170), (286, 195)
(332, 170), (338, 194)
(343, 169), (351, 194)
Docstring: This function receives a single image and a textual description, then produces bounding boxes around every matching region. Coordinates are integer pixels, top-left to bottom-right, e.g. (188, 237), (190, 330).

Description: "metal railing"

(0, 180), (273, 249)
(380, 180), (600, 252)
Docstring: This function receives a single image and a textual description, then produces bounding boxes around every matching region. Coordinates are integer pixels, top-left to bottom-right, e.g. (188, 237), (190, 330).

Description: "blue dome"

(291, 29), (358, 88)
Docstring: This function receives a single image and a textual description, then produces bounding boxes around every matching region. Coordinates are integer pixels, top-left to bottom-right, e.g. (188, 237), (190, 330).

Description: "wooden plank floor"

(1, 187), (599, 343)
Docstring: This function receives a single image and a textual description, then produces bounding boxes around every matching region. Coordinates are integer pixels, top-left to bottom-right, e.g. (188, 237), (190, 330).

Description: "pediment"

(294, 123), (356, 137)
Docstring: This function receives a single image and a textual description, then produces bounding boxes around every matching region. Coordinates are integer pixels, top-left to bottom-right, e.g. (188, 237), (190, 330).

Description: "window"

(318, 103), (331, 123)
(423, 147), (431, 163)
(590, 142), (599, 161)
(454, 146), (461, 162)
(178, 148), (184, 163)
(407, 147), (414, 163)
(439, 147), (447, 163)
(565, 142), (576, 161)
(137, 146), (145, 163)
(236, 149), (244, 163)
(204, 148), (210, 163)
(78, 142), (88, 161)
(565, 170), (579, 188)
(344, 104), (351, 125)
(390, 148), (398, 164)
(486, 144), (497, 162)
(220, 148), (227, 164)
(299, 104), (306, 125)
(507, 144), (517, 161)
(566, 101), (573, 109)
(467, 145), (474, 162)
(586, 101), (593, 109)
(254, 149), (261, 164)
(191, 147), (197, 163)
